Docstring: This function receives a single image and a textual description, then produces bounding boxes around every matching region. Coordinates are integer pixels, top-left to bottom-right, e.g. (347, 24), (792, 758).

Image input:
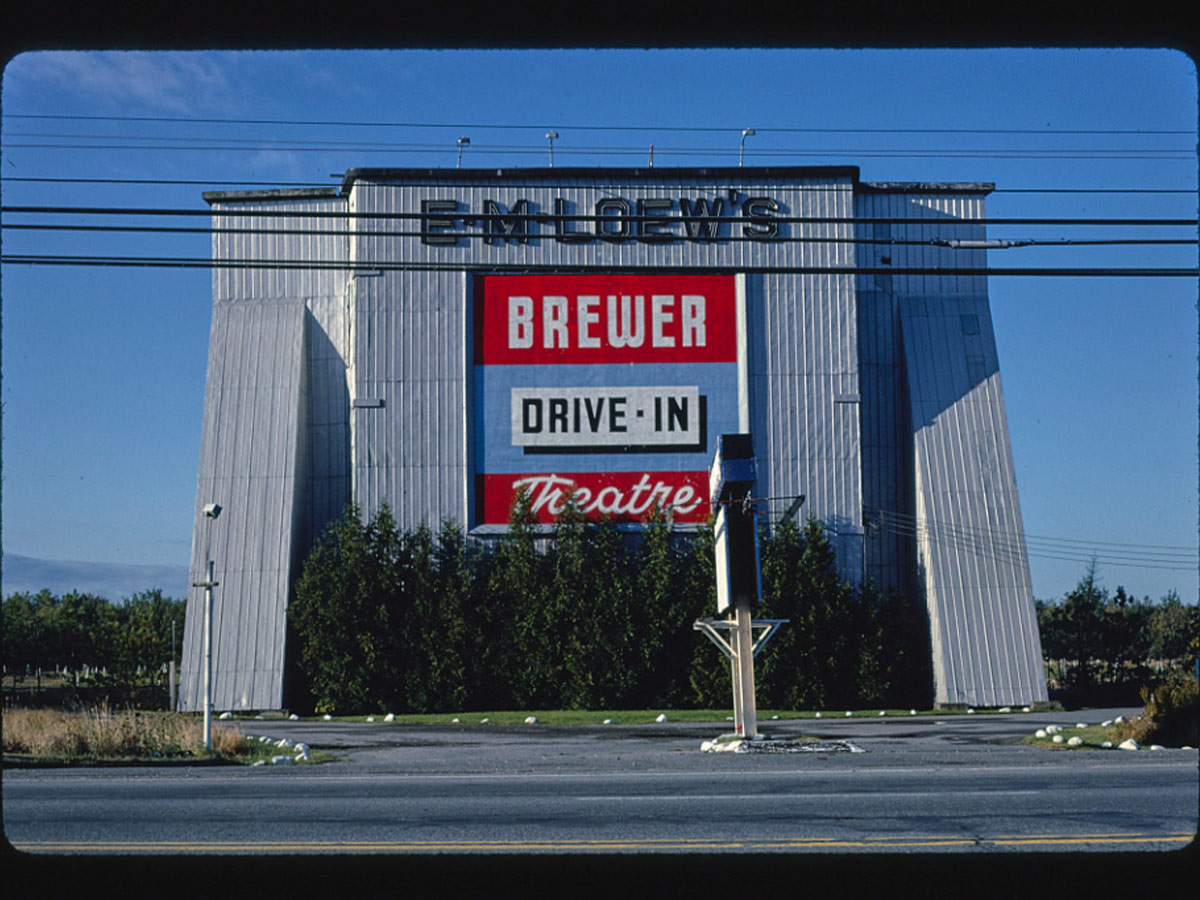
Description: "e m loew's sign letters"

(472, 273), (745, 526)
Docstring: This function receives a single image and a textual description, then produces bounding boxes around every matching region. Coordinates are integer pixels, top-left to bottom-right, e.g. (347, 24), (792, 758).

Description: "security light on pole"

(546, 131), (558, 167)
(193, 502), (222, 751)
(456, 136), (470, 168)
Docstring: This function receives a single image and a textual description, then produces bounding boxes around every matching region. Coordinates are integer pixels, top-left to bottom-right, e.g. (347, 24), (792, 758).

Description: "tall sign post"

(707, 433), (763, 739)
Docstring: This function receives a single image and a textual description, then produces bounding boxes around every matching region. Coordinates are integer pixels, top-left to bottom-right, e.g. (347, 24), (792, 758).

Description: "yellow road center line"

(11, 833), (1194, 853)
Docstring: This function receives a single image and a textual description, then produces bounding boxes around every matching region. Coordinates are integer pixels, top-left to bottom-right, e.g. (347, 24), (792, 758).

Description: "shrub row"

(287, 497), (931, 715)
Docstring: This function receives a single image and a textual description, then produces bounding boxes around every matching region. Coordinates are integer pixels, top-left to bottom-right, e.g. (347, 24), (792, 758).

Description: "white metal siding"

(181, 299), (307, 711)
(185, 169), (1046, 711)
(855, 187), (1047, 707)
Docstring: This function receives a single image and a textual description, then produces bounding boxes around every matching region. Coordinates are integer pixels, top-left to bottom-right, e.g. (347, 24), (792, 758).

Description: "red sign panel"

(478, 471), (711, 525)
(474, 273), (738, 366)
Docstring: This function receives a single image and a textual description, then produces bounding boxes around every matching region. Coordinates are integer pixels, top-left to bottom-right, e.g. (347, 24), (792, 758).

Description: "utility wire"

(6, 205), (1196, 227)
(6, 113), (1194, 136)
(6, 132), (1195, 156)
(2, 255), (1193, 277)
(4, 141), (1193, 162)
(6, 223), (1195, 249)
(870, 506), (1198, 556)
(3, 177), (1195, 196)
(866, 508), (1198, 572)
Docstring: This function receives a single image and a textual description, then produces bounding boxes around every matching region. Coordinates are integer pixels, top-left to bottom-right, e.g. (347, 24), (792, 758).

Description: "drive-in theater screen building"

(179, 165), (1049, 713)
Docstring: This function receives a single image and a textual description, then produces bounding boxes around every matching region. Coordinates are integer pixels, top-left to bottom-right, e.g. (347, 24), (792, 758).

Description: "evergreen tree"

(633, 504), (695, 708)
(290, 503), (385, 713)
(489, 489), (550, 708)
(684, 516), (728, 708)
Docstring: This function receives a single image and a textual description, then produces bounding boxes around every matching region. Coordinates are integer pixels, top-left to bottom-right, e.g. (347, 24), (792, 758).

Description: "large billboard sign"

(472, 273), (745, 526)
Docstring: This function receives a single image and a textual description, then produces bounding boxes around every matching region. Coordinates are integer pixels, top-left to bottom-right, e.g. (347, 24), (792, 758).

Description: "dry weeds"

(3, 704), (246, 758)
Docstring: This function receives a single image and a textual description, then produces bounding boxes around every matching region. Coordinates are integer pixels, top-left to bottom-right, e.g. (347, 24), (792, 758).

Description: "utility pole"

(193, 502), (221, 750)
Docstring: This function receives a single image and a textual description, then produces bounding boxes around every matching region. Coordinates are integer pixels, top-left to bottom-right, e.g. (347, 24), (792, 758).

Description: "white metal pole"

(203, 558), (213, 751)
(733, 596), (758, 738)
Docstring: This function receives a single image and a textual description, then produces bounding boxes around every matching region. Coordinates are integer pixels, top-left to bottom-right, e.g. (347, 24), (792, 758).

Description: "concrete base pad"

(701, 736), (864, 753)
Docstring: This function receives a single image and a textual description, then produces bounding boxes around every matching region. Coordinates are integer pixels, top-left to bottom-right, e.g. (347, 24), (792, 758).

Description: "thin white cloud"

(5, 50), (234, 115)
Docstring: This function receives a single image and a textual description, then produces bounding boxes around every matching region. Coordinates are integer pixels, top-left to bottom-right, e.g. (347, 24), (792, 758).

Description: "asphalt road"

(4, 707), (1196, 861)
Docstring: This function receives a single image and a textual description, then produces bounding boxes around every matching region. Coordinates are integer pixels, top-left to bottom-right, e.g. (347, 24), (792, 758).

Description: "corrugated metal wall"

(184, 169), (1047, 711)
(346, 173), (865, 561)
(855, 186), (1047, 707)
(180, 299), (308, 711)
(181, 193), (350, 711)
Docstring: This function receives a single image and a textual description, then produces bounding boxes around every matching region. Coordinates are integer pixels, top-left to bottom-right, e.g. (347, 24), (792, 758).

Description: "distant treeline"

(4, 511), (1195, 714)
(1035, 567), (1199, 702)
(2, 588), (185, 695)
(288, 497), (931, 715)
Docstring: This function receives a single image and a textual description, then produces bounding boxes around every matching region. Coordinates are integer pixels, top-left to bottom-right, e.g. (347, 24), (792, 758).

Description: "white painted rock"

(1035, 729), (1048, 738)
(815, 712), (823, 718)
(1114, 715), (1127, 724)
(603, 718), (614, 725)
(1102, 741), (1113, 748)
(270, 755), (293, 765)
(366, 716), (375, 723)
(294, 743), (309, 753)
(1076, 722), (1088, 729)
(878, 711), (887, 716)
(251, 760), (268, 766)
(1150, 744), (1165, 751)
(384, 713), (395, 723)
(451, 717), (461, 724)
(1101, 719), (1113, 727)
(275, 738), (295, 748)
(656, 714), (668, 723)
(845, 711), (853, 717)
(524, 716), (538, 724)
(1068, 736), (1084, 746)
(1023, 707), (1032, 712)
(258, 736), (271, 743)
(219, 712), (233, 720)
(1052, 734), (1064, 743)
(289, 714), (300, 721)
(294, 751), (310, 762)
(910, 710), (917, 716)
(771, 715), (780, 720)
(998, 707), (1011, 713)
(254, 715), (265, 720)
(726, 716), (735, 721)
(480, 718), (490, 724)
(967, 708), (975, 714)
(1118, 738), (1140, 751)
(323, 714), (333, 721)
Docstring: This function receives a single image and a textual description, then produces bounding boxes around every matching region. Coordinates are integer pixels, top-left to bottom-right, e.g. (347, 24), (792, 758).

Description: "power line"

(867, 508), (1198, 572)
(6, 205), (1196, 228)
(7, 131), (1196, 156)
(6, 222), (1194, 249)
(3, 176), (1195, 196)
(4, 141), (1194, 163)
(871, 506), (1198, 554)
(6, 113), (1195, 136)
(2, 255), (1193, 277)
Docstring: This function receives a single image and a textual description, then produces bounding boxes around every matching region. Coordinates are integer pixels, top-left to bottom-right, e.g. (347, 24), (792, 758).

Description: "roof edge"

(339, 165), (863, 193)
(203, 187), (342, 204)
(859, 181), (995, 195)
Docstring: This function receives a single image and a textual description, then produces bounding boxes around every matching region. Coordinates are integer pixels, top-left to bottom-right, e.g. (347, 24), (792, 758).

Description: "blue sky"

(1, 48), (1196, 604)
